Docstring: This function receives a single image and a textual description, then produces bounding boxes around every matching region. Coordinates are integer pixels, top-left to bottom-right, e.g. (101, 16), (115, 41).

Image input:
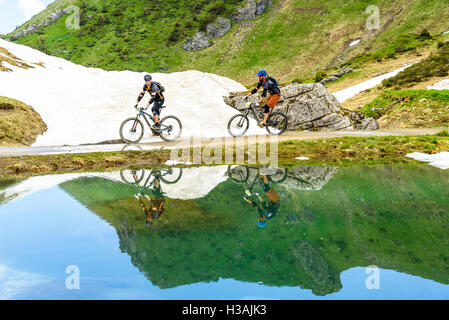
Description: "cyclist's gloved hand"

(134, 104), (139, 109)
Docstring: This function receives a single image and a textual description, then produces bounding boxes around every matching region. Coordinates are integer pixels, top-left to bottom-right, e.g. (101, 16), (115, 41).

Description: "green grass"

(7, 0), (449, 84)
(0, 97), (47, 146)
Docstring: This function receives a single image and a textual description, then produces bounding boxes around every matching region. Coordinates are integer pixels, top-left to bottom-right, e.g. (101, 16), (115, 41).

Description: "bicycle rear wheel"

(120, 169), (145, 185)
(228, 114), (249, 137)
(266, 112), (288, 135)
(120, 118), (144, 143)
(227, 165), (249, 183)
(159, 115), (182, 142)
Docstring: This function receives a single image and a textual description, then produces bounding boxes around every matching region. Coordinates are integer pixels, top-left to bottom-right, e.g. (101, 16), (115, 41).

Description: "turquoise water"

(1, 165), (449, 300)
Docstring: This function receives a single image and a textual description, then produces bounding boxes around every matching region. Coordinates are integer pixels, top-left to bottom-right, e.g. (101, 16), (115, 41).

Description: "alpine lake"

(1, 164), (449, 300)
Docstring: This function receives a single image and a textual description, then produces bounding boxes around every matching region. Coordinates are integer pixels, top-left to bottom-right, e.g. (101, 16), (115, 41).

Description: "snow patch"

(349, 39), (361, 47)
(0, 39), (265, 147)
(406, 152), (449, 170)
(333, 65), (412, 103)
(295, 156), (310, 160)
(427, 79), (449, 90)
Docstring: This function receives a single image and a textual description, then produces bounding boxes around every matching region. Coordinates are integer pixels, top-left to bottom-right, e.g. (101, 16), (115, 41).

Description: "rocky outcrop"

(182, 32), (212, 51)
(206, 17), (231, 38)
(183, 0), (272, 51)
(280, 166), (338, 191)
(320, 67), (354, 85)
(183, 17), (231, 51)
(293, 239), (342, 296)
(11, 9), (68, 40)
(232, 0), (273, 22)
(224, 83), (379, 131)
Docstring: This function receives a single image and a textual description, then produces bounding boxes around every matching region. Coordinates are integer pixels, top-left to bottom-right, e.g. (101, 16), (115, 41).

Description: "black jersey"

(251, 76), (280, 97)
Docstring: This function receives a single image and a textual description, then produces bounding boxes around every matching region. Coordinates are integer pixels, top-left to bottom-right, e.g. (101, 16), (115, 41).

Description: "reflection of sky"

(1, 187), (449, 300)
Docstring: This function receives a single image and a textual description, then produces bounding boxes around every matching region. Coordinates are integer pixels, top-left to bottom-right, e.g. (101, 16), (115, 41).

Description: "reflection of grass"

(60, 165), (449, 293)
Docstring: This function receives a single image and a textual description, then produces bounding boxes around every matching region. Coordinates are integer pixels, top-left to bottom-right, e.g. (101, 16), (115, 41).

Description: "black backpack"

(267, 76), (279, 88)
(153, 81), (165, 93)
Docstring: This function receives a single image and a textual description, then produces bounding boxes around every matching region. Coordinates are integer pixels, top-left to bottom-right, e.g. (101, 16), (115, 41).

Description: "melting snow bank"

(0, 166), (228, 204)
(0, 39), (265, 146)
(427, 79), (449, 90)
(406, 152), (449, 170)
(333, 65), (411, 103)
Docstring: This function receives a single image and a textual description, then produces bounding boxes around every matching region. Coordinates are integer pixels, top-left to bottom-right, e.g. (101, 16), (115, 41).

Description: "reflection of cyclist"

(246, 69), (281, 127)
(135, 74), (165, 129)
(243, 175), (281, 227)
(135, 174), (166, 226)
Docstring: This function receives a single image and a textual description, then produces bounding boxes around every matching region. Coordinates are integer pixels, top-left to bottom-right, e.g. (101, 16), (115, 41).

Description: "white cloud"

(17, 0), (46, 20)
(0, 264), (49, 299)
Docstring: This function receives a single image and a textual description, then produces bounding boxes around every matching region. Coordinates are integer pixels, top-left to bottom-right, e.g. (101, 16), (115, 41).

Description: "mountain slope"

(7, 0), (449, 85)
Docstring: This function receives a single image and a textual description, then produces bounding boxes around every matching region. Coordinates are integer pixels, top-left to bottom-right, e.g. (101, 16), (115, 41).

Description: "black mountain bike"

(227, 165), (288, 185)
(227, 97), (288, 137)
(120, 106), (182, 143)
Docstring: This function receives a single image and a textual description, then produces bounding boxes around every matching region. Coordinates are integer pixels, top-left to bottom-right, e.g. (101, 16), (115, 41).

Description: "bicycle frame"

(134, 108), (172, 133)
(136, 108), (156, 128)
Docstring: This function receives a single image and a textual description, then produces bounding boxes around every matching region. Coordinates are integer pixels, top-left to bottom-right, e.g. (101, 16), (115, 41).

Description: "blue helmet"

(257, 220), (267, 228)
(257, 69), (268, 76)
(144, 74), (152, 81)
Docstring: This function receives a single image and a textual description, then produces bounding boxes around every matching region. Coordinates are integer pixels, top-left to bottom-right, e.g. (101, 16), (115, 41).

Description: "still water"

(0, 165), (449, 300)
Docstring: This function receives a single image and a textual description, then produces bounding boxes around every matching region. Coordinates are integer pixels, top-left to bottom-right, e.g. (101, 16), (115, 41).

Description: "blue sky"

(0, 0), (56, 35)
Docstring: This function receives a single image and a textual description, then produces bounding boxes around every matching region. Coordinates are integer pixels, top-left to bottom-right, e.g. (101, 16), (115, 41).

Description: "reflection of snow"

(406, 152), (449, 170)
(0, 264), (49, 300)
(333, 65), (412, 103)
(101, 166), (229, 200)
(0, 166), (229, 205)
(0, 39), (264, 147)
(427, 79), (449, 90)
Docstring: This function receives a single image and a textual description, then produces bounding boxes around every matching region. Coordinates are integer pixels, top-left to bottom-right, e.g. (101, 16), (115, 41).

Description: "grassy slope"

(7, 0), (449, 85)
(0, 97), (47, 146)
(60, 165), (449, 295)
(359, 90), (449, 128)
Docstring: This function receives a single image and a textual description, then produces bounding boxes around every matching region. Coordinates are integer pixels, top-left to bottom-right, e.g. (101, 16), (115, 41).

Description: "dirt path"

(0, 128), (441, 157)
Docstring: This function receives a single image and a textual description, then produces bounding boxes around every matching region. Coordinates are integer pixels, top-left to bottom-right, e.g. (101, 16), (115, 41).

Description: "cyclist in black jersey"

(135, 74), (165, 129)
(246, 69), (281, 127)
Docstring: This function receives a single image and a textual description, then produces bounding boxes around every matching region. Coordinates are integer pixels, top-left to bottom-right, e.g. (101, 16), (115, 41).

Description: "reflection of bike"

(120, 168), (183, 187)
(227, 165), (288, 186)
(227, 97), (288, 137)
(119, 106), (182, 143)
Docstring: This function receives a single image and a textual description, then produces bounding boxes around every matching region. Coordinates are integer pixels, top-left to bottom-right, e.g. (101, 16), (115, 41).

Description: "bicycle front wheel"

(228, 114), (249, 137)
(159, 115), (182, 142)
(160, 168), (183, 184)
(266, 112), (288, 135)
(120, 118), (144, 143)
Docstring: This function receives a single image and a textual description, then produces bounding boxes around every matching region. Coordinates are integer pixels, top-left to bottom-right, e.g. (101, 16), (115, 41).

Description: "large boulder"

(280, 166), (338, 191)
(224, 83), (379, 131)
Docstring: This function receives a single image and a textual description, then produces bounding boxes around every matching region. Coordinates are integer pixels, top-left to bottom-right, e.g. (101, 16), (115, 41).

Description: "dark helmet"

(257, 69), (268, 76)
(144, 74), (152, 81)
